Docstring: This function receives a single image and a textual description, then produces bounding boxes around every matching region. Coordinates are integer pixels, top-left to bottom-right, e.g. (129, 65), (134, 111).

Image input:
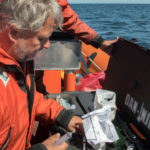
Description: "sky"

(68, 0), (150, 4)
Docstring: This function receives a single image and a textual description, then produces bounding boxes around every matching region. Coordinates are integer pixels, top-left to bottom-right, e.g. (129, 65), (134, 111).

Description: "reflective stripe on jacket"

(0, 48), (65, 150)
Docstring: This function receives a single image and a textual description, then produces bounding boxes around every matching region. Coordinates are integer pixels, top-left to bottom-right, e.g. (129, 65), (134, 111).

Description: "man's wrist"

(56, 109), (75, 129)
(28, 143), (47, 150)
(89, 35), (104, 48)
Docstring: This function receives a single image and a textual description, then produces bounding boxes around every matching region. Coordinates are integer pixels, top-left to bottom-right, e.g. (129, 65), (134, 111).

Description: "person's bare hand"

(100, 36), (120, 55)
(42, 133), (68, 150)
(67, 116), (84, 135)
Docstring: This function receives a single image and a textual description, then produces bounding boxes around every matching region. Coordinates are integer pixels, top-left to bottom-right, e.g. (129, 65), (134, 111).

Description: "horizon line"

(70, 3), (150, 4)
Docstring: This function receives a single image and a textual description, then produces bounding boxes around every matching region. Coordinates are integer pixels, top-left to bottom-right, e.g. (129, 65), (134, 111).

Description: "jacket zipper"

(0, 127), (11, 150)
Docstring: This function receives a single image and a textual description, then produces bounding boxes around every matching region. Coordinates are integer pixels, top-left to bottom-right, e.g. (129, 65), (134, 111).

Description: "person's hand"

(67, 116), (84, 135)
(100, 36), (120, 55)
(42, 133), (68, 150)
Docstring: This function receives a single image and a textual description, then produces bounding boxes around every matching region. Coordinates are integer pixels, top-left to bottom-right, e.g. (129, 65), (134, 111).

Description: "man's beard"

(13, 41), (38, 62)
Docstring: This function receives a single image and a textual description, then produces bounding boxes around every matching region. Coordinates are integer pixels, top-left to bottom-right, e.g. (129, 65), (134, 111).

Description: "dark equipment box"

(103, 38), (150, 149)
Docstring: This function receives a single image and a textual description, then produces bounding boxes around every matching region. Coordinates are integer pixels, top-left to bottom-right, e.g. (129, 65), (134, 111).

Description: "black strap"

(27, 61), (35, 116)
(25, 61), (35, 148)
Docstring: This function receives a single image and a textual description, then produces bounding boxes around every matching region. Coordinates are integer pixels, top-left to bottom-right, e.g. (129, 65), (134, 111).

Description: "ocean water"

(71, 4), (150, 49)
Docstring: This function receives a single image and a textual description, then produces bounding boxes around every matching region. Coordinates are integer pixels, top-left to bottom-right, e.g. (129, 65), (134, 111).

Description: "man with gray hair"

(0, 0), (83, 150)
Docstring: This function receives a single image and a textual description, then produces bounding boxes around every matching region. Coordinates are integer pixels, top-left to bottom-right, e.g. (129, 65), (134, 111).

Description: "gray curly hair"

(0, 0), (63, 31)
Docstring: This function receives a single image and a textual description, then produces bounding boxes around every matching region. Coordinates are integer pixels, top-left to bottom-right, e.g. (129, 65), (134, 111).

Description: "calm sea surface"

(71, 4), (150, 49)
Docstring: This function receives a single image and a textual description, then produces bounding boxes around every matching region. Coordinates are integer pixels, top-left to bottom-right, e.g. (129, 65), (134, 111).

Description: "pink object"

(76, 71), (105, 91)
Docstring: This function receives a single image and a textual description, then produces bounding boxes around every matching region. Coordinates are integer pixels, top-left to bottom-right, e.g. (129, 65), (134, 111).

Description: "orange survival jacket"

(57, 0), (98, 44)
(0, 48), (74, 150)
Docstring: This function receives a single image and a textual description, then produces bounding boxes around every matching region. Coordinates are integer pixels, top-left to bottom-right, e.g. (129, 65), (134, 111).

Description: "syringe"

(55, 132), (73, 145)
